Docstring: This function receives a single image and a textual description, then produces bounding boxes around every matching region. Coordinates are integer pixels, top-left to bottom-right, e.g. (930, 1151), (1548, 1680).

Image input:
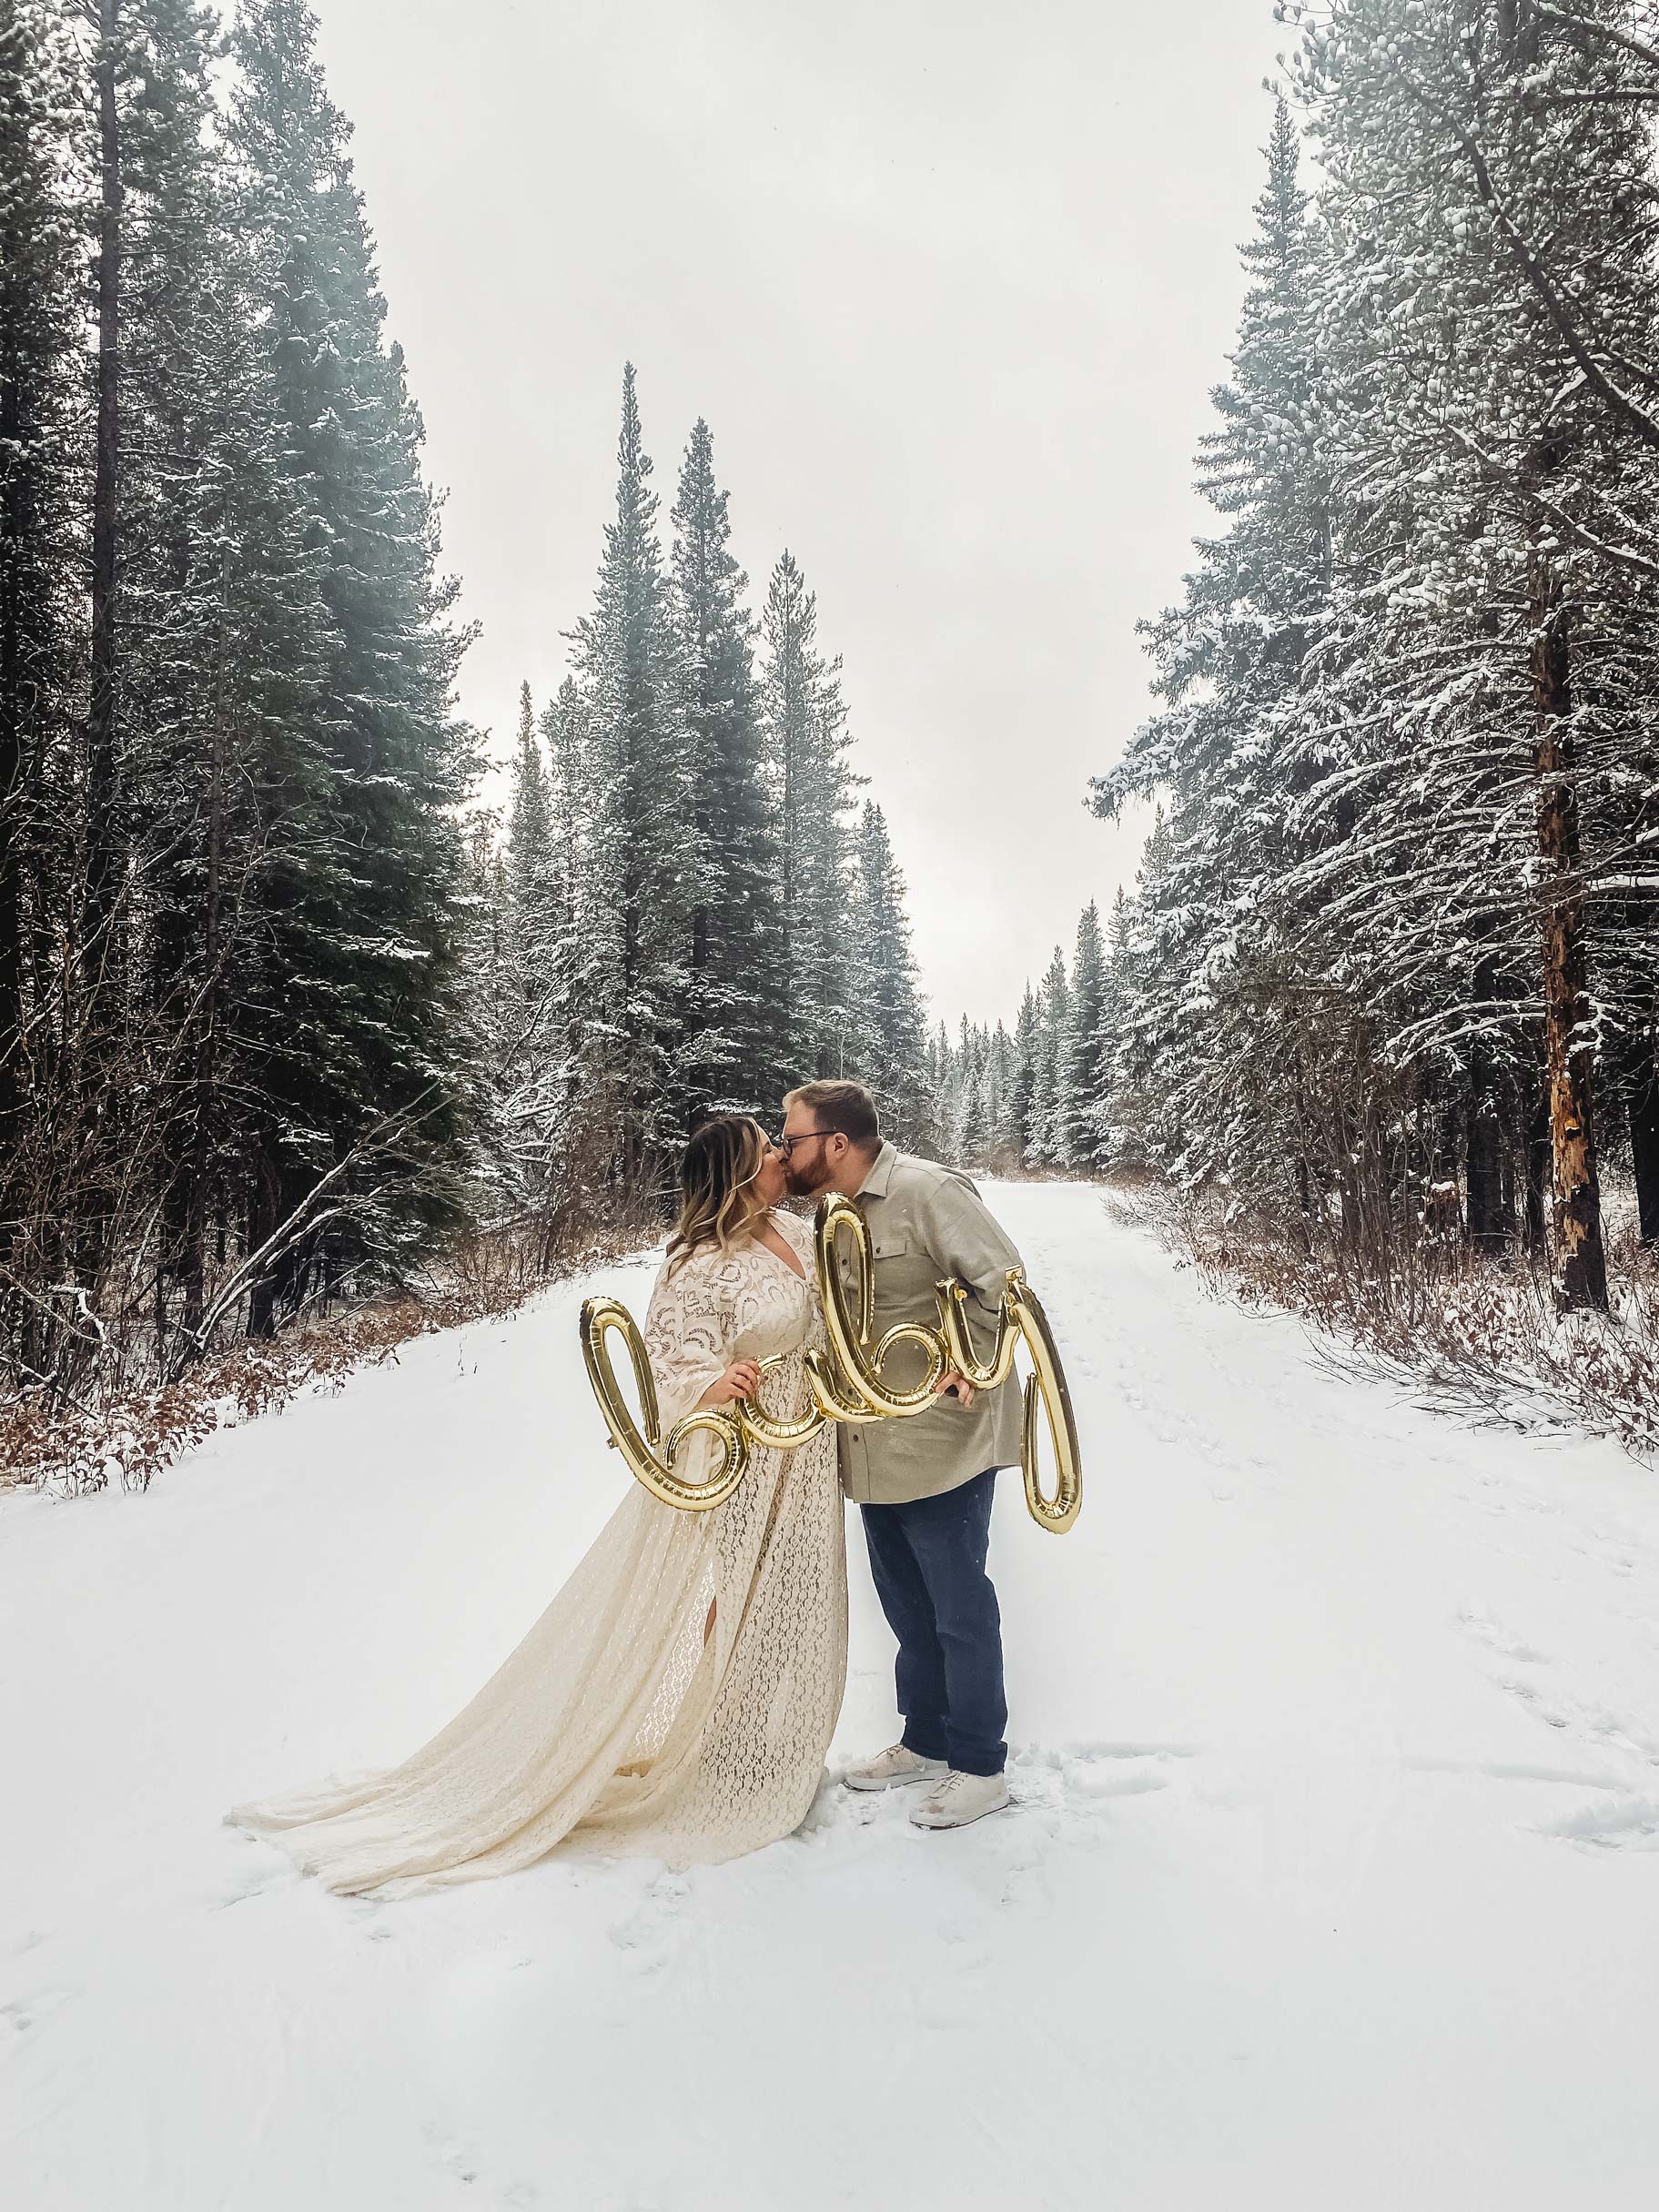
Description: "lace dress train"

(228, 1211), (847, 1894)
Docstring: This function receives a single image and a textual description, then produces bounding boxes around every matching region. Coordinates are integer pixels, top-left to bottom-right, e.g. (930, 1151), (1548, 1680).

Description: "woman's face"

(750, 1128), (789, 1210)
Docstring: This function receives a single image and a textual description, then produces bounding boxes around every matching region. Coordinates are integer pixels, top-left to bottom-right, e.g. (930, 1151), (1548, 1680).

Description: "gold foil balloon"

(579, 1298), (751, 1512)
(937, 1268), (1082, 1533)
(814, 1195), (949, 1418)
(580, 1193), (1083, 1535)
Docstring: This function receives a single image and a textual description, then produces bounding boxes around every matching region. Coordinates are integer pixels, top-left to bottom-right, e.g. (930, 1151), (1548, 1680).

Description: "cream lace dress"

(228, 1209), (847, 1894)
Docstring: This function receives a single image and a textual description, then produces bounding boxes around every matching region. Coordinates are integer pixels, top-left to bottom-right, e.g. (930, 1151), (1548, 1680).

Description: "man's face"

(779, 1102), (848, 1197)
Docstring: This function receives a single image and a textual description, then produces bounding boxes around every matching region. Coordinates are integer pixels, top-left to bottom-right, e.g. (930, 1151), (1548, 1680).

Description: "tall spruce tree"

(1092, 99), (1329, 1215)
(1060, 901), (1109, 1170)
(847, 799), (930, 1143)
(669, 418), (783, 1115)
(1278, 0), (1659, 1304)
(0, 0), (86, 1343)
(505, 679), (558, 1025)
(1029, 946), (1070, 1168)
(113, 0), (334, 1347)
(760, 550), (862, 1084)
(1007, 985), (1040, 1167)
(955, 1019), (992, 1166)
(568, 362), (693, 1202)
(229, 0), (477, 1317)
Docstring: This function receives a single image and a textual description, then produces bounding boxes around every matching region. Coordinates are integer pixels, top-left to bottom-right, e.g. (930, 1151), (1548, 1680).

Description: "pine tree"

(1092, 889), (1137, 1168)
(103, 0), (334, 1345)
(927, 1016), (961, 1162)
(1278, 0), (1659, 1304)
(1107, 810), (1202, 1184)
(1091, 98), (1329, 1217)
(568, 361), (693, 1202)
(985, 1019), (1016, 1170)
(1007, 986), (1039, 1167)
(760, 550), (862, 1084)
(1029, 947), (1070, 1168)
(453, 806), (514, 1207)
(1059, 901), (1109, 1170)
(505, 681), (558, 1021)
(0, 0), (945, 1387)
(669, 418), (783, 1115)
(847, 800), (930, 1143)
(229, 0), (478, 1318)
(0, 0), (86, 1363)
(956, 1022), (993, 1167)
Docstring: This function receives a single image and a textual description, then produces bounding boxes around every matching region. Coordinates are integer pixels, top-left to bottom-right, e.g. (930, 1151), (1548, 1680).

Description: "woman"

(228, 1116), (847, 1894)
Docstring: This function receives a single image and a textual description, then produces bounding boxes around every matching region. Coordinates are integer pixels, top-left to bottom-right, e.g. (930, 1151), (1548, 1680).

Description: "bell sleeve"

(642, 1252), (733, 1431)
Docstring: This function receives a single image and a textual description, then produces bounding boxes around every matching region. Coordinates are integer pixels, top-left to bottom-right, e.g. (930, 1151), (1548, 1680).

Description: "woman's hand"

(696, 1359), (763, 1411)
(936, 1370), (976, 1409)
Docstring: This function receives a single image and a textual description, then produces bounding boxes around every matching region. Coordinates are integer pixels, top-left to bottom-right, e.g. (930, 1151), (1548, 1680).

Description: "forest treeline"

(0, 0), (931, 1412)
(464, 373), (936, 1263)
(964, 2), (1659, 1318)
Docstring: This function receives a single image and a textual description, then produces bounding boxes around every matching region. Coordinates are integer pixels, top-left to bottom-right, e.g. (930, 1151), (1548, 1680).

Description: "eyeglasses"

(774, 1127), (847, 1159)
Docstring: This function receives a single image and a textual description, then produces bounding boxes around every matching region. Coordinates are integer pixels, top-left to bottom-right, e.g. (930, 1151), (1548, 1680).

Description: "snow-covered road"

(5, 1183), (1659, 2209)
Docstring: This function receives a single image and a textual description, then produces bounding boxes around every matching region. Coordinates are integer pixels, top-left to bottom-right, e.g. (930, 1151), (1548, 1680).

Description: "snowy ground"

(5, 1182), (1659, 2211)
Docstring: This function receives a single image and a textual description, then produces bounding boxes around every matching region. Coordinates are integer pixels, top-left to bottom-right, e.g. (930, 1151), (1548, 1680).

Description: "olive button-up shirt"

(835, 1143), (1026, 1507)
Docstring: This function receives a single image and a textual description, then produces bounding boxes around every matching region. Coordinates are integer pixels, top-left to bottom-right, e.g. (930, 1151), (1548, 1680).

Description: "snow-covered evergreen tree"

(847, 800), (931, 1144)
(1091, 98), (1329, 1214)
(0, 0), (87, 1342)
(0, 8), (942, 1389)
(229, 0), (479, 1316)
(505, 681), (559, 1025)
(1059, 902), (1109, 1171)
(567, 362), (694, 1203)
(1007, 986), (1040, 1167)
(760, 550), (862, 1085)
(669, 419), (784, 1115)
(1029, 947), (1070, 1169)
(1276, 0), (1659, 1302)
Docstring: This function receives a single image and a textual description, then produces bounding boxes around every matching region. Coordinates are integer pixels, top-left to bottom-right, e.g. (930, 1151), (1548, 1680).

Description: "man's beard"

(784, 1155), (836, 1200)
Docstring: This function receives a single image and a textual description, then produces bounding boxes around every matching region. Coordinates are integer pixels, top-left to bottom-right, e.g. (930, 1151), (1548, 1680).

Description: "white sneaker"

(843, 1743), (949, 1793)
(909, 1770), (1011, 1829)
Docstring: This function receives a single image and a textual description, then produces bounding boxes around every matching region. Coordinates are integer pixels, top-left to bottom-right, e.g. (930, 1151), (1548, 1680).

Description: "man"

(780, 1078), (1024, 1830)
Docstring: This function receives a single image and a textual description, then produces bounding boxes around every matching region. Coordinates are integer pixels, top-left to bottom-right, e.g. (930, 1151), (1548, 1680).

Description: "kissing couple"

(230, 1080), (1028, 1893)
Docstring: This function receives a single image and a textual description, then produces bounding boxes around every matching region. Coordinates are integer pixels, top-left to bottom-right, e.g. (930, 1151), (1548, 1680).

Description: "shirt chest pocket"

(863, 1232), (938, 1315)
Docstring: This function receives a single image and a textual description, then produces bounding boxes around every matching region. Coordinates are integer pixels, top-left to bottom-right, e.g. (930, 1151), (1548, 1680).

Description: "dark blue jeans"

(859, 1468), (1007, 1777)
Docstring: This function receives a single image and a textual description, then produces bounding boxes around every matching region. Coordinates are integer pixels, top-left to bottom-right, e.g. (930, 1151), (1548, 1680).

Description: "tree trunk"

(181, 665), (227, 1338)
(1464, 961), (1509, 1252)
(1530, 561), (1608, 1310)
(1523, 1064), (1550, 1255)
(1629, 1029), (1659, 1247)
(0, 305), (25, 1168)
(1497, 0), (1542, 71)
(1465, 1086), (1505, 1252)
(85, 0), (122, 966)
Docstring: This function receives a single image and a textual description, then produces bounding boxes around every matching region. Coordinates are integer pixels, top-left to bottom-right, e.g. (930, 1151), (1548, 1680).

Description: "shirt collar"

(855, 1139), (898, 1201)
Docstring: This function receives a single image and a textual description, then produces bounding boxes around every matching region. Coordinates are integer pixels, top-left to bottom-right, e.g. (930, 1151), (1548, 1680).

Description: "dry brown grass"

(1104, 1177), (1659, 1461)
(0, 1211), (660, 1496)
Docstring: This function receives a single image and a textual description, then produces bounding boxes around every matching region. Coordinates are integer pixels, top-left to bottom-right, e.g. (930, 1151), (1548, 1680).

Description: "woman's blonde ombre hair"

(666, 1115), (771, 1274)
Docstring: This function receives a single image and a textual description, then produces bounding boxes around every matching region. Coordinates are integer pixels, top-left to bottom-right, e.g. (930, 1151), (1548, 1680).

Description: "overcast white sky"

(311, 0), (1290, 1033)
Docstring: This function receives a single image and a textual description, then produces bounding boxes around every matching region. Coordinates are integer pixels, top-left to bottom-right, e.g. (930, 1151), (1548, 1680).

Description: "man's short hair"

(784, 1079), (881, 1151)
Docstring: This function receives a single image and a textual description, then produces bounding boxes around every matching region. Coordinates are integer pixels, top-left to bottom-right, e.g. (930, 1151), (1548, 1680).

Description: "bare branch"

(1536, 4), (1659, 76)
(1433, 109), (1659, 449)
(1446, 424), (1659, 580)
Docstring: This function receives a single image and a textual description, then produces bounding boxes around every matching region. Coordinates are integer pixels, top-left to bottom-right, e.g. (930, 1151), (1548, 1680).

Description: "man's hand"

(935, 1369), (976, 1409)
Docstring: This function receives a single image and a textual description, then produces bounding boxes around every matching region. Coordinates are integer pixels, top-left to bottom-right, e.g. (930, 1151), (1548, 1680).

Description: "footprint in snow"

(1538, 1794), (1659, 1853)
(216, 1852), (287, 1907)
(1458, 1604), (1549, 1665)
(607, 1868), (690, 1975)
(1, 1984), (74, 2037)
